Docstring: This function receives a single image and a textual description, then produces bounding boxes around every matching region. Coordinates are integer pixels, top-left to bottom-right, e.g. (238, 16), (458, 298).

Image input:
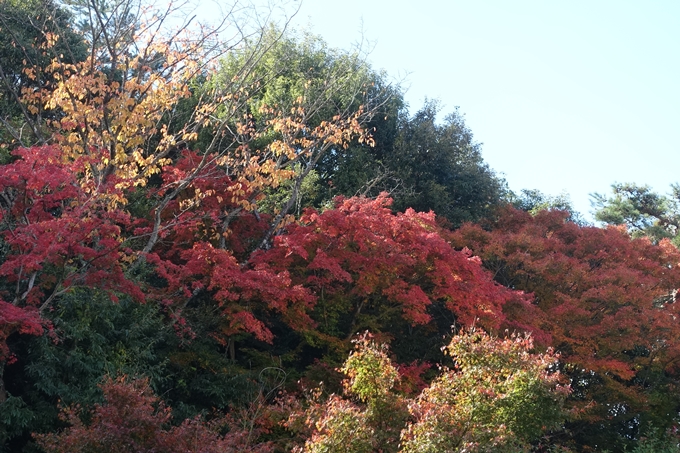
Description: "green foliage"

(592, 182), (680, 245)
(295, 330), (568, 453)
(340, 334), (408, 452)
(301, 396), (375, 453)
(1, 289), (173, 450)
(0, 0), (86, 145)
(293, 333), (409, 453)
(212, 27), (487, 228)
(401, 329), (569, 453)
(313, 82), (403, 203)
(512, 188), (587, 225)
(258, 166), (320, 217)
(198, 26), (507, 230)
(0, 394), (34, 450)
(25, 289), (171, 404)
(241, 28), (377, 124)
(3, 287), (276, 451)
(340, 334), (399, 403)
(206, 27), (382, 150)
(625, 429), (680, 453)
(322, 99), (507, 227)
(389, 101), (507, 226)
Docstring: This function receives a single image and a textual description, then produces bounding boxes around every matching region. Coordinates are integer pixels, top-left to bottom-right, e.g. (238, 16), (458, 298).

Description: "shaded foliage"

(389, 101), (506, 226)
(317, 100), (507, 227)
(0, 0), (86, 147)
(35, 376), (274, 453)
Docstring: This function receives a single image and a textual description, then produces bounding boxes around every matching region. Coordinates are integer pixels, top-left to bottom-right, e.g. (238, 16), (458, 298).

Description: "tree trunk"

(0, 366), (6, 403)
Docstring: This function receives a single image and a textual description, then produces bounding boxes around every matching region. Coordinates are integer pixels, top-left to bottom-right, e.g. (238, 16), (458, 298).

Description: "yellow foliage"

(20, 7), (374, 231)
(23, 29), (201, 191)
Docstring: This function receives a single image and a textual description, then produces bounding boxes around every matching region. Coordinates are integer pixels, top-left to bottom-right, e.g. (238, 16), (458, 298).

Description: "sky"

(199, 0), (680, 219)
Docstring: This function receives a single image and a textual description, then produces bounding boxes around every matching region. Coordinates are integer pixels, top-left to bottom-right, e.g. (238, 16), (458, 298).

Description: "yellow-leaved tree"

(16, 0), (384, 256)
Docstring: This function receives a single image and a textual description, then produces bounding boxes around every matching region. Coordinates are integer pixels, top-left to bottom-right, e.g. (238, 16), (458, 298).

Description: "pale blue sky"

(201, 1), (680, 219)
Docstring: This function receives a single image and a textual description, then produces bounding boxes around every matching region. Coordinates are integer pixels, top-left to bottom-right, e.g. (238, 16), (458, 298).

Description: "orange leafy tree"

(449, 207), (680, 450)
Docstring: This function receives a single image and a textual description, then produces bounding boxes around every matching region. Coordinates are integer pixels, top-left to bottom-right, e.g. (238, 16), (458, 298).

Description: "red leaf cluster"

(0, 300), (43, 362)
(35, 377), (274, 453)
(255, 194), (526, 340)
(148, 241), (315, 343)
(0, 146), (143, 304)
(450, 207), (680, 416)
(0, 146), (143, 359)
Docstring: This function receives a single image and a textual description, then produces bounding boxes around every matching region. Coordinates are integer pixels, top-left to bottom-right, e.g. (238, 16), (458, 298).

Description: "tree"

(207, 28), (389, 241)
(291, 333), (407, 453)
(591, 182), (680, 245)
(310, 97), (507, 228)
(450, 207), (680, 451)
(0, 0), (86, 147)
(401, 329), (569, 453)
(511, 188), (586, 225)
(388, 101), (507, 227)
(311, 70), (404, 206)
(292, 330), (569, 453)
(35, 376), (275, 453)
(254, 194), (526, 364)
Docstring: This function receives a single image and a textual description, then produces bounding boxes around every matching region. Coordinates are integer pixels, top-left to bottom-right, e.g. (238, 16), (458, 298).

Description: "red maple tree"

(449, 207), (680, 447)
(254, 194), (528, 350)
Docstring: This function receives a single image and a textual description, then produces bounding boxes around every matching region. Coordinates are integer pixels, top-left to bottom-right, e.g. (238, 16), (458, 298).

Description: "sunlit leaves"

(401, 330), (569, 453)
(341, 333), (399, 403)
(0, 146), (142, 307)
(295, 330), (568, 453)
(256, 194), (525, 346)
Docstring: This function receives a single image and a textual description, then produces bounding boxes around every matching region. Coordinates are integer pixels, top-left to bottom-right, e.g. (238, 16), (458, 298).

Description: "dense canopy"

(0, 1), (678, 452)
